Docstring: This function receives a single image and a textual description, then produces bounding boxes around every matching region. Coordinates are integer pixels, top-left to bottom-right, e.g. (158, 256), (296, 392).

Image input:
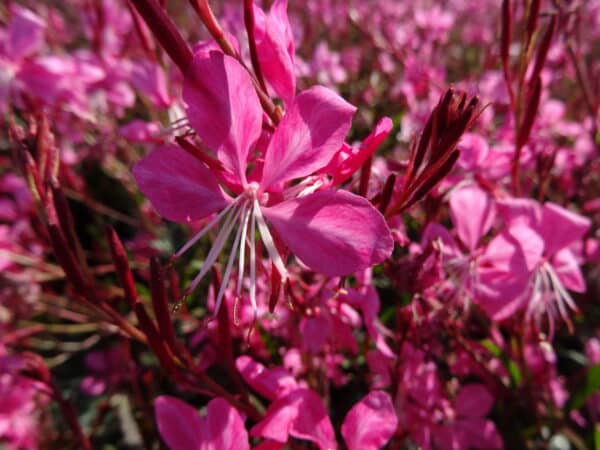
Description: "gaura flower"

(477, 198), (590, 336)
(133, 50), (393, 314)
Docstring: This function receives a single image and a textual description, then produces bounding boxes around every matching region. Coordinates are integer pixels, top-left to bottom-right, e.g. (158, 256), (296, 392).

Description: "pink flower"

(341, 391), (397, 450)
(134, 50), (393, 313)
(235, 356), (299, 401)
(253, 0), (296, 105)
(154, 396), (249, 450)
(422, 183), (496, 309)
(433, 384), (503, 450)
(479, 199), (590, 334)
(0, 345), (48, 450)
(250, 388), (336, 450)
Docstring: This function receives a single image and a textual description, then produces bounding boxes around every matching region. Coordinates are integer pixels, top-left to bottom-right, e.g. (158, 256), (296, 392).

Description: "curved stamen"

(173, 196), (242, 259)
(185, 203), (243, 294)
(237, 202), (252, 297)
(249, 204), (257, 313)
(214, 202), (249, 316)
(253, 199), (289, 281)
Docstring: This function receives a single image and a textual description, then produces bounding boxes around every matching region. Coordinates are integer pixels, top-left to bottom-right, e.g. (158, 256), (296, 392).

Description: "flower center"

(173, 189), (288, 317)
(526, 261), (577, 337)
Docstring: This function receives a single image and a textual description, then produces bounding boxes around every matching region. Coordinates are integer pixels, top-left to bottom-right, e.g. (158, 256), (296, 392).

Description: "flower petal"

(155, 396), (250, 450)
(154, 396), (203, 450)
(183, 51), (262, 183)
(505, 223), (544, 272)
(325, 117), (393, 186)
(254, 0), (296, 105)
(235, 356), (298, 401)
(251, 389), (336, 450)
(200, 398), (250, 450)
(341, 391), (397, 450)
(449, 184), (495, 251)
(260, 87), (356, 190)
(7, 6), (46, 58)
(552, 248), (586, 293)
(300, 316), (331, 354)
(454, 384), (494, 418)
(540, 203), (591, 256)
(457, 418), (503, 450)
(262, 190), (393, 276)
(133, 145), (228, 223)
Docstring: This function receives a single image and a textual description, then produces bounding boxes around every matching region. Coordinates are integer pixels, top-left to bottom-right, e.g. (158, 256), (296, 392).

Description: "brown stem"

(129, 0), (193, 72)
(358, 156), (373, 197)
(244, 0), (267, 92)
(188, 0), (238, 57)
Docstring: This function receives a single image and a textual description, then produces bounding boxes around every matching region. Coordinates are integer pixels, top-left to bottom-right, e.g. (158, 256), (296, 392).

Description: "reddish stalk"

(243, 0), (267, 92)
(128, 0), (193, 72)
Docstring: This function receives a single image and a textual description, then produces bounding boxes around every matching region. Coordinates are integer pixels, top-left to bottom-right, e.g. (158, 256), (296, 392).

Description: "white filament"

(214, 203), (249, 316)
(236, 204), (251, 297)
(249, 205), (257, 313)
(253, 199), (289, 281)
(174, 196), (241, 259)
(186, 203), (242, 293)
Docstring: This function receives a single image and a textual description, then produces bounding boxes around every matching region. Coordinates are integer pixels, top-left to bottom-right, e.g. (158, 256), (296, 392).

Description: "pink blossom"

(134, 50), (393, 314)
(480, 199), (591, 334)
(341, 391), (397, 450)
(235, 356), (299, 401)
(251, 388), (336, 449)
(253, 0), (296, 105)
(154, 396), (249, 450)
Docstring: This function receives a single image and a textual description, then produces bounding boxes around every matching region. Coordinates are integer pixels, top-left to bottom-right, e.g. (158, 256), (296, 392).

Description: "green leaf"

(568, 364), (600, 411)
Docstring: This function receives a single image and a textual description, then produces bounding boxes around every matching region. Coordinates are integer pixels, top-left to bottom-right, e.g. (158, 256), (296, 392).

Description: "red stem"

(128, 0), (193, 72)
(244, 0), (267, 92)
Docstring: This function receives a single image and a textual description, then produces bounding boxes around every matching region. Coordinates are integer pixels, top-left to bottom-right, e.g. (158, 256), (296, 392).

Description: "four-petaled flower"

(134, 50), (393, 314)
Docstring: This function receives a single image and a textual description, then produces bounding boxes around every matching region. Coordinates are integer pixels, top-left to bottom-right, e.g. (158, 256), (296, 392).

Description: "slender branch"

(244, 0), (267, 92)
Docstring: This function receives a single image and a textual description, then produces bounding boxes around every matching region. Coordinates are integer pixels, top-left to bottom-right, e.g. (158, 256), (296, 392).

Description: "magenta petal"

(263, 190), (393, 276)
(300, 316), (331, 354)
(341, 391), (397, 450)
(540, 203), (591, 256)
(475, 267), (529, 320)
(260, 87), (356, 190)
(454, 384), (494, 418)
(505, 224), (544, 271)
(183, 52), (262, 183)
(421, 223), (461, 259)
(155, 396), (203, 450)
(552, 248), (586, 293)
(133, 145), (228, 223)
(458, 418), (503, 450)
(7, 6), (46, 58)
(129, 60), (171, 109)
(235, 356), (298, 401)
(329, 117), (393, 186)
(155, 396), (249, 450)
(496, 197), (541, 225)
(200, 398), (250, 450)
(254, 0), (296, 105)
(449, 184), (495, 251)
(251, 389), (336, 450)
